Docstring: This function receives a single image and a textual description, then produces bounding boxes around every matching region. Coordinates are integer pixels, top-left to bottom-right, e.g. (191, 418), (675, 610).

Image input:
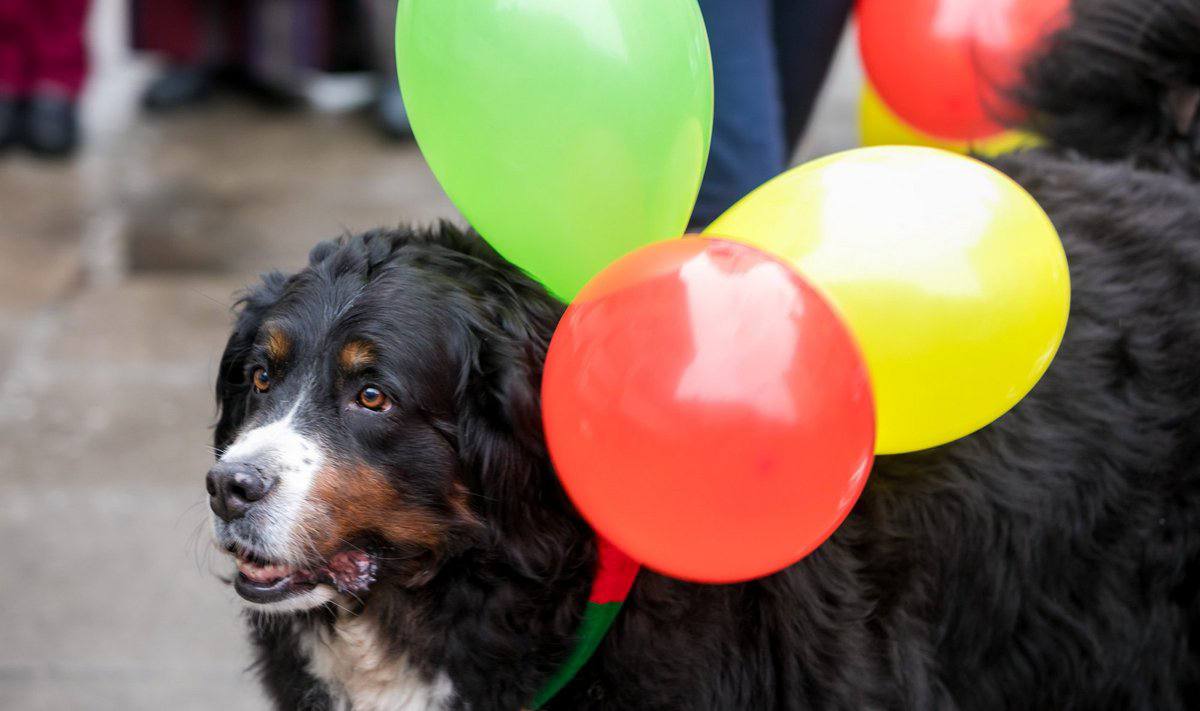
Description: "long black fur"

(1014, 0), (1200, 176)
(213, 0), (1200, 707)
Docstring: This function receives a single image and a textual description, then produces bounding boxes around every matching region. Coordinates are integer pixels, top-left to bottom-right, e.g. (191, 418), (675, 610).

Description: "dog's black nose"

(206, 462), (277, 522)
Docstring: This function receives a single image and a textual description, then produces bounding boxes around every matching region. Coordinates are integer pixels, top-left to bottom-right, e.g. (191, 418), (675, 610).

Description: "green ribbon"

(531, 600), (626, 708)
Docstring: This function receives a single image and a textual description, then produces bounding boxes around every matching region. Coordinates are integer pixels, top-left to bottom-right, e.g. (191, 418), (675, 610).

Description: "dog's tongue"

(237, 559), (296, 584)
(235, 550), (375, 592)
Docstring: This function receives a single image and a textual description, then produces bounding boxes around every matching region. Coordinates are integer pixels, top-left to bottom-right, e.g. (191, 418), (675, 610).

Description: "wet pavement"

(0, 4), (860, 708)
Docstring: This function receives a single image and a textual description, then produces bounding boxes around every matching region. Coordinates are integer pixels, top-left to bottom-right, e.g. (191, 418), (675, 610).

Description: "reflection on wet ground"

(0, 84), (460, 711)
(0, 3), (858, 707)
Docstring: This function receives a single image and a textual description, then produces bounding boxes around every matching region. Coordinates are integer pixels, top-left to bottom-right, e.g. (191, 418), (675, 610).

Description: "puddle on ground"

(124, 182), (257, 274)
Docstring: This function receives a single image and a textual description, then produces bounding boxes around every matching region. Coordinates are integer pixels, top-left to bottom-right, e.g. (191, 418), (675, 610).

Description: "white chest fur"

(301, 616), (456, 711)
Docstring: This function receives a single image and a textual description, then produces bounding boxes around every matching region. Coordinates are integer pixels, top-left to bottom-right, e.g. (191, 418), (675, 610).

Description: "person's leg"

(131, 0), (206, 64)
(242, 0), (329, 98)
(24, 0), (89, 156)
(691, 0), (788, 228)
(362, 0), (409, 139)
(773, 0), (853, 154)
(0, 0), (30, 95)
(0, 0), (28, 148)
(135, 0), (223, 110)
(28, 0), (88, 96)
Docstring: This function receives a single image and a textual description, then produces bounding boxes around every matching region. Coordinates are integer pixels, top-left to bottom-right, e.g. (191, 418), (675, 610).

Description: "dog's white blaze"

(218, 392), (324, 563)
(303, 615), (456, 711)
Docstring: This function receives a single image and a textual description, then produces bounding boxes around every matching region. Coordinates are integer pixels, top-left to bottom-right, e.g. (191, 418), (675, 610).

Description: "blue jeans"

(691, 0), (852, 227)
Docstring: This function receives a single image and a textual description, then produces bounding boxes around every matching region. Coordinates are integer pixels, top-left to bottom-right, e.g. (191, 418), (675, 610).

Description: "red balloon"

(858, 0), (1069, 141)
(542, 238), (876, 583)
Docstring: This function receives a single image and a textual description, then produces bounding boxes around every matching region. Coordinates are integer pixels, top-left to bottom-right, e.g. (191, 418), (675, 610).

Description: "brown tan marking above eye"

(264, 327), (292, 363)
(339, 340), (375, 372)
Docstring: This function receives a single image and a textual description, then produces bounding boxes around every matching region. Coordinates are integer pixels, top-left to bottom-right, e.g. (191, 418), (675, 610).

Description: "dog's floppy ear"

(214, 272), (289, 453)
(449, 266), (587, 574)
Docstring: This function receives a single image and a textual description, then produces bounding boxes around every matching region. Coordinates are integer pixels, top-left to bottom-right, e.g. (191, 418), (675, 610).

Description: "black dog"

(207, 0), (1200, 707)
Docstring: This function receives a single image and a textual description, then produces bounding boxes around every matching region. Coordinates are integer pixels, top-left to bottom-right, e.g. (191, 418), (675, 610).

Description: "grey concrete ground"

(0, 4), (860, 709)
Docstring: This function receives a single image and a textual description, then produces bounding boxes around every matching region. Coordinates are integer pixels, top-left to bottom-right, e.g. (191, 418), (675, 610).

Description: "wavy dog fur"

(213, 1), (1200, 707)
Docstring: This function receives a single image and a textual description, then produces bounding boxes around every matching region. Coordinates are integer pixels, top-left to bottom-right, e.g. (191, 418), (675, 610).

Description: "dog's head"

(207, 226), (570, 612)
(1015, 0), (1200, 175)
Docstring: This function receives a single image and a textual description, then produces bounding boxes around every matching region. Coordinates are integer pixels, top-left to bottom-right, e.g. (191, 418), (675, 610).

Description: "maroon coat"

(131, 0), (339, 90)
(0, 0), (89, 98)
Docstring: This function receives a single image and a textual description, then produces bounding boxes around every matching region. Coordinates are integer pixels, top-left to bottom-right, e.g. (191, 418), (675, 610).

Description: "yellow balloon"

(707, 146), (1070, 454)
(860, 81), (1039, 158)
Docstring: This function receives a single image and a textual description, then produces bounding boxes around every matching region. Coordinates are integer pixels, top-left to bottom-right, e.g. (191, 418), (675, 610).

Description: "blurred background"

(0, 1), (860, 708)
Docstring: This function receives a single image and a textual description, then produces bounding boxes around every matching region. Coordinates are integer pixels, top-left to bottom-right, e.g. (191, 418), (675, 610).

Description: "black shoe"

(220, 68), (302, 110)
(0, 95), (21, 151)
(23, 93), (78, 157)
(143, 66), (213, 112)
(377, 85), (412, 141)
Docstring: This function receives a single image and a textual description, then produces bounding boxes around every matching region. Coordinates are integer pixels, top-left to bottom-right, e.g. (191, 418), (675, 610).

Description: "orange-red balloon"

(857, 0), (1068, 141)
(542, 238), (876, 583)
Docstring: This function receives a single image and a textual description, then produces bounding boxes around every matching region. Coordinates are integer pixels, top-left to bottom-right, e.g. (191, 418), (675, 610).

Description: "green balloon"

(396, 0), (713, 300)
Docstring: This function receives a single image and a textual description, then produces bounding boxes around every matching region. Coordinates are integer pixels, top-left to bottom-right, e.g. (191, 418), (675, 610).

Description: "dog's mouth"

(229, 546), (378, 604)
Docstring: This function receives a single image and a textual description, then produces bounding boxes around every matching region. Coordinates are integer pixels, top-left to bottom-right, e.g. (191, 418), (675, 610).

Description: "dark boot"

(142, 66), (213, 112)
(0, 95), (21, 151)
(377, 85), (412, 141)
(23, 92), (79, 157)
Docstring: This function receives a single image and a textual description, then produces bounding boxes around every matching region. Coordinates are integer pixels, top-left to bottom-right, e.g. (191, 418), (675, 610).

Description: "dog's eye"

(356, 386), (391, 412)
(251, 367), (271, 393)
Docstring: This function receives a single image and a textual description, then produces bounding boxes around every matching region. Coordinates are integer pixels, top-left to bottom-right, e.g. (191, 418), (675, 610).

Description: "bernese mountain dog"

(206, 0), (1200, 708)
